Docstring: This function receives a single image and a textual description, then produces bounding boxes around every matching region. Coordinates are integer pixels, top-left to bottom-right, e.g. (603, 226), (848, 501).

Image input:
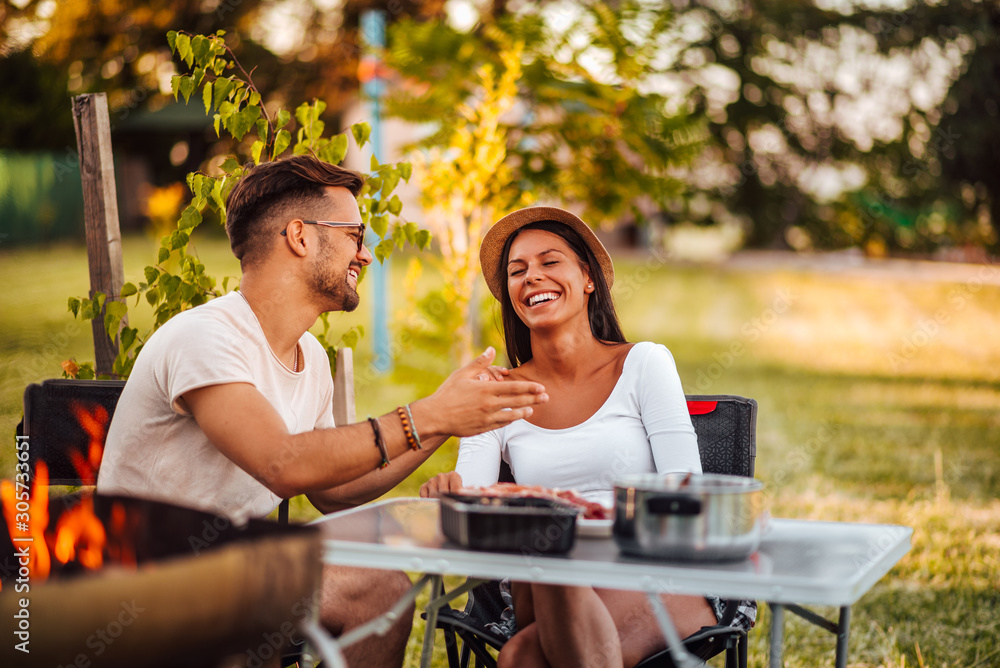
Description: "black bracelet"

(368, 416), (390, 469)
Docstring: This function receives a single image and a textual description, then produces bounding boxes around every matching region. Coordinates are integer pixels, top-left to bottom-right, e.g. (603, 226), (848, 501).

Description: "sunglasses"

(281, 220), (367, 252)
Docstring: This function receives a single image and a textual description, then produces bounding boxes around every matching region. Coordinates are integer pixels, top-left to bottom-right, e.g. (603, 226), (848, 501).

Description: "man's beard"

(309, 237), (360, 312)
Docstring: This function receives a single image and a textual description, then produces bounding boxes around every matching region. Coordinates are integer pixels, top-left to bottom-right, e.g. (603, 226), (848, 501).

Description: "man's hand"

(419, 472), (464, 498)
(477, 364), (509, 382)
(411, 347), (547, 439)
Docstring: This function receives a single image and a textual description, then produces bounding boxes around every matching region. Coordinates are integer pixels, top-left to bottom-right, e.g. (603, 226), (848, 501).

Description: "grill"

(0, 494), (321, 668)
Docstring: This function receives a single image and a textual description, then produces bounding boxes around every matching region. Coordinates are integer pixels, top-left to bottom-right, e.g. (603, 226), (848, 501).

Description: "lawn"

(1, 236), (998, 667)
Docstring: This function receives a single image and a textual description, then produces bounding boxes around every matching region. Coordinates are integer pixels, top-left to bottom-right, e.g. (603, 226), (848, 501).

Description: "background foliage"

(64, 29), (422, 379)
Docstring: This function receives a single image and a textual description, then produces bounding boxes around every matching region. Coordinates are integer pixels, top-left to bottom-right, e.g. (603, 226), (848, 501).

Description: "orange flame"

(53, 495), (106, 570)
(106, 501), (137, 567)
(68, 401), (108, 482)
(1, 461), (51, 580)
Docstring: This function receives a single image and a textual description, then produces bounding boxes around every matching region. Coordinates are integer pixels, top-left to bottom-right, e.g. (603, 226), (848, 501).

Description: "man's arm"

(305, 435), (448, 513)
(183, 348), (547, 502)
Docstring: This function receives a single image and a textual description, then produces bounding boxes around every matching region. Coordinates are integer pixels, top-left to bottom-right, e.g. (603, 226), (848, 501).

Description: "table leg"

(835, 606), (851, 668)
(768, 602), (785, 667)
(644, 592), (703, 668)
(420, 574), (445, 668)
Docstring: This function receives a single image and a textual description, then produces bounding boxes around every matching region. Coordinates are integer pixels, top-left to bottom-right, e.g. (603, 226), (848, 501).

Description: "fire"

(68, 400), (108, 482)
(1, 398), (119, 584)
(54, 495), (106, 570)
(1, 461), (51, 581)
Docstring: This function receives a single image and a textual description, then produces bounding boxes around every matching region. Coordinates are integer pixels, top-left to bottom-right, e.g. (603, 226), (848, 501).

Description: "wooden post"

(333, 347), (356, 425)
(72, 93), (126, 377)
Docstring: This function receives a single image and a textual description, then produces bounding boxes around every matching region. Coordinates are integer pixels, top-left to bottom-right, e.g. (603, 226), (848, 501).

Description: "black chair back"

(17, 379), (127, 485)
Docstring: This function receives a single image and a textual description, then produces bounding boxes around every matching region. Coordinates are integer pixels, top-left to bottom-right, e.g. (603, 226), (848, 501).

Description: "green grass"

(2, 236), (999, 667)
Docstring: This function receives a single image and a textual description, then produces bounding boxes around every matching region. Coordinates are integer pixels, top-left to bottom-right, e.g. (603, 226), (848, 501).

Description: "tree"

(662, 0), (999, 255)
(65, 30), (424, 379)
(385, 2), (706, 228)
(399, 45), (528, 368)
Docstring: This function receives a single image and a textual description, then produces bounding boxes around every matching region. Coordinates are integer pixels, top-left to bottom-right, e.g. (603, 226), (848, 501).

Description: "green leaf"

(158, 247), (170, 264)
(392, 223), (406, 248)
(387, 194), (403, 216)
(121, 327), (138, 352)
(341, 329), (360, 349)
(121, 282), (138, 298)
(274, 109), (291, 130)
(192, 35), (210, 64)
(191, 66), (205, 89)
(167, 31), (178, 54)
(68, 297), (81, 317)
(178, 206), (202, 230)
(370, 153), (380, 170)
(144, 266), (160, 284)
(415, 229), (432, 250)
(403, 221), (418, 245)
(370, 213), (389, 239)
(272, 129), (291, 159)
(146, 287), (159, 306)
(374, 238), (395, 264)
(202, 80), (213, 113)
(256, 118), (268, 143)
(351, 122), (371, 147)
(225, 104), (260, 141)
(251, 140), (265, 165)
(212, 177), (228, 213)
(179, 76), (196, 104)
(175, 33), (193, 67)
(382, 170), (401, 198)
(104, 301), (128, 340)
(220, 156), (241, 174)
(399, 162), (413, 181)
(294, 102), (312, 129)
(170, 75), (182, 101)
(213, 77), (235, 111)
(319, 133), (348, 164)
(171, 231), (190, 251)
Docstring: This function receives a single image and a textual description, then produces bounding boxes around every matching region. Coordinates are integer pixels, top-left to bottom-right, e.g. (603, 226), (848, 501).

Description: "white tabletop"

(314, 498), (912, 607)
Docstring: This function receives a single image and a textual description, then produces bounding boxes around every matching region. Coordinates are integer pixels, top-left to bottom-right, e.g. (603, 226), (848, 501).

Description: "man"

(97, 155), (548, 666)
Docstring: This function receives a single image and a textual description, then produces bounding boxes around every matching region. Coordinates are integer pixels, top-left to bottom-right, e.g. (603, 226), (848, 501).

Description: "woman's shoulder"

(505, 360), (536, 382)
(624, 341), (678, 373)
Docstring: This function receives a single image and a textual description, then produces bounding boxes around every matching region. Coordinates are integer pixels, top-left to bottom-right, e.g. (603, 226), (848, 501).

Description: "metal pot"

(613, 473), (764, 561)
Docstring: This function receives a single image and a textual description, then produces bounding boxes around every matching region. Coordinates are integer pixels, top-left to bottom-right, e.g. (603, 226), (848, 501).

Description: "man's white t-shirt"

(455, 342), (701, 507)
(98, 292), (336, 524)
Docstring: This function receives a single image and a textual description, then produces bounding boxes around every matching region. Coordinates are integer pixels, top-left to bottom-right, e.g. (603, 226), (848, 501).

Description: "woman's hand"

(420, 471), (464, 498)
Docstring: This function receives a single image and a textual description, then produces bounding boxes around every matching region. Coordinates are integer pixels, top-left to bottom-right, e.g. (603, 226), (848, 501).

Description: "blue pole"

(361, 10), (392, 373)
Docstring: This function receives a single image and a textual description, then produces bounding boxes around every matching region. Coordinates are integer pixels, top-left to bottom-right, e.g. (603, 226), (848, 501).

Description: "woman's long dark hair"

(497, 220), (626, 366)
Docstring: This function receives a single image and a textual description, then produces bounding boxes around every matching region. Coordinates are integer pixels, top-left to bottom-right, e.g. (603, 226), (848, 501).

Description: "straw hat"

(479, 206), (615, 300)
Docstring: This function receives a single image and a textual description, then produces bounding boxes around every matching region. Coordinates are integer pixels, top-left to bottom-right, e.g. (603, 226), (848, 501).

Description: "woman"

(421, 206), (750, 667)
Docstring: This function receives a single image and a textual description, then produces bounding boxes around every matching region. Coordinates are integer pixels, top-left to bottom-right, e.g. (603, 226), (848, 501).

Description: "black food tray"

(440, 494), (580, 554)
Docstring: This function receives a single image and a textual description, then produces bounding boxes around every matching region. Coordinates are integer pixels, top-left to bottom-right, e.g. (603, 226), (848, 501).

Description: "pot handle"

(646, 494), (702, 516)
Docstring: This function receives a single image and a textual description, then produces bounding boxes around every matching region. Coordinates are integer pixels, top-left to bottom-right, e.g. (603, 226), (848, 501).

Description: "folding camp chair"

(432, 394), (758, 668)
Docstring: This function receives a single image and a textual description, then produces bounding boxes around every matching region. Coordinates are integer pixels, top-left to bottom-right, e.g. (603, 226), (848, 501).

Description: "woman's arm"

(419, 428), (505, 498)
(637, 344), (702, 474)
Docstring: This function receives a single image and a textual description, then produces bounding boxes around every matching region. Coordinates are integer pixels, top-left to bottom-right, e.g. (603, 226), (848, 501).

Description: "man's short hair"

(225, 155), (365, 267)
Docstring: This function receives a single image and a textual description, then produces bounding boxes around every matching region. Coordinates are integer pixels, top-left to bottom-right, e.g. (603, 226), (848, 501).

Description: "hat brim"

(479, 206), (615, 301)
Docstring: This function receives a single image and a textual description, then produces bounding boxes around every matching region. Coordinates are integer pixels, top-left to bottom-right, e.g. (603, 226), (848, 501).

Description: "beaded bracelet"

(404, 403), (423, 450)
(396, 405), (422, 451)
(367, 416), (390, 469)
